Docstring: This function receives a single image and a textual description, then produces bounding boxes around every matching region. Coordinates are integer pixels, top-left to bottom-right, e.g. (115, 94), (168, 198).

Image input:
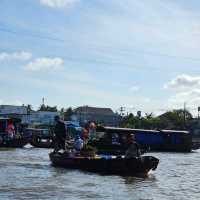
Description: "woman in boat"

(6, 119), (16, 139)
(125, 133), (141, 158)
(82, 128), (89, 144)
(89, 122), (96, 140)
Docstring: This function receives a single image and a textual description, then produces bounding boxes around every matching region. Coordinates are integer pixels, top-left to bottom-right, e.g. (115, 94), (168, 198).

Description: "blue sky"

(0, 0), (200, 115)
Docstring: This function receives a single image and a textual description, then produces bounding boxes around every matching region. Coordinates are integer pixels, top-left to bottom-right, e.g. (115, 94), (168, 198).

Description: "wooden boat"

(28, 123), (82, 148)
(0, 136), (28, 148)
(26, 128), (55, 148)
(30, 137), (54, 148)
(0, 117), (28, 148)
(49, 152), (159, 176)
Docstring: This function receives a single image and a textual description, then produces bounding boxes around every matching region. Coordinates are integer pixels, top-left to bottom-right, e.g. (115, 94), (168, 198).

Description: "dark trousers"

(54, 137), (65, 152)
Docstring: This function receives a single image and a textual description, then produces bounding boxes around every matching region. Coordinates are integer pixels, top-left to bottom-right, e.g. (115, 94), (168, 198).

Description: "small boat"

(26, 128), (54, 148)
(0, 136), (28, 148)
(49, 152), (159, 176)
(0, 117), (28, 148)
(30, 137), (54, 148)
(27, 122), (82, 148)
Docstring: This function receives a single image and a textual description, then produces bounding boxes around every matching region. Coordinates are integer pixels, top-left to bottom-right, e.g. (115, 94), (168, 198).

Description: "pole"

(42, 97), (45, 105)
(184, 102), (186, 129)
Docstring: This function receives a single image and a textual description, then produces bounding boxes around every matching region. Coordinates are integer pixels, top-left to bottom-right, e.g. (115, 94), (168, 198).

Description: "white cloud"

(168, 89), (200, 108)
(129, 85), (140, 92)
(164, 74), (200, 90)
(0, 51), (32, 62)
(40, 0), (79, 9)
(24, 57), (64, 71)
(165, 75), (200, 115)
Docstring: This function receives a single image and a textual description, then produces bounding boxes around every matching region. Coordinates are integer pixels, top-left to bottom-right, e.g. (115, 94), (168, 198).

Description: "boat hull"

(30, 137), (54, 148)
(49, 152), (159, 176)
(0, 138), (28, 148)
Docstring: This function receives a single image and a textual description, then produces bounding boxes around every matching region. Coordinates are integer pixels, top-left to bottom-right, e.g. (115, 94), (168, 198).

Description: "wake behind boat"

(49, 152), (159, 176)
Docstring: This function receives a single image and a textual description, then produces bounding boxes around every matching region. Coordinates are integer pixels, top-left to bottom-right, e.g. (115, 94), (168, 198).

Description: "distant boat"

(90, 126), (192, 153)
(0, 117), (28, 148)
(27, 122), (82, 148)
(26, 128), (54, 148)
(0, 136), (28, 148)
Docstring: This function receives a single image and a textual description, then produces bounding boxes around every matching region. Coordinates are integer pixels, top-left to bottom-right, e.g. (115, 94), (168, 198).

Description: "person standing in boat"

(53, 115), (67, 152)
(125, 133), (141, 158)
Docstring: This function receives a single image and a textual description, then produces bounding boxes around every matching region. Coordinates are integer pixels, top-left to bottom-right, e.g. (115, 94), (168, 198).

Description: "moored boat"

(30, 137), (54, 148)
(0, 136), (28, 148)
(0, 117), (28, 148)
(27, 128), (54, 148)
(91, 126), (192, 153)
(49, 152), (159, 176)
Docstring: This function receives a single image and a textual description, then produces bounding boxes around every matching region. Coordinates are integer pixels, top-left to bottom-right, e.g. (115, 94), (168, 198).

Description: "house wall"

(0, 105), (27, 115)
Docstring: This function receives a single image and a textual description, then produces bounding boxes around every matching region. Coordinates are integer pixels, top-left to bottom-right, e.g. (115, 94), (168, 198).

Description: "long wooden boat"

(49, 152), (159, 176)
(92, 126), (192, 153)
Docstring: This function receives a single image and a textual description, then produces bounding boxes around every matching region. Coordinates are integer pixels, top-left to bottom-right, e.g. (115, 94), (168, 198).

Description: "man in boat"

(53, 115), (67, 152)
(125, 133), (141, 158)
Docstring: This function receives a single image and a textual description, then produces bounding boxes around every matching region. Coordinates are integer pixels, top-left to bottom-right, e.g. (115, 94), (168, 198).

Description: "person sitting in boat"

(125, 134), (141, 158)
(53, 116), (67, 152)
(74, 134), (84, 152)
(6, 119), (16, 139)
(82, 128), (89, 145)
(88, 122), (96, 140)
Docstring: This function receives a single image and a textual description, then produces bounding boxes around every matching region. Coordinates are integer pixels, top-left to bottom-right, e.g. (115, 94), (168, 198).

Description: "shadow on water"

(0, 148), (16, 151)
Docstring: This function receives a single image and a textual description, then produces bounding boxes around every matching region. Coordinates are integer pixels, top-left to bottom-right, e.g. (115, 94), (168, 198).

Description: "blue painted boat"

(92, 127), (192, 153)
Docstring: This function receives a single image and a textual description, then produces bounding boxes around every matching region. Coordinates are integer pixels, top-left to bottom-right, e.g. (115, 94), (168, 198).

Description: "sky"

(0, 0), (200, 115)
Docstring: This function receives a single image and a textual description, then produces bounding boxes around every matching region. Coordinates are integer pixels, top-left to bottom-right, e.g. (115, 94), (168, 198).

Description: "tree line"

(120, 109), (193, 130)
(26, 104), (74, 121)
(26, 104), (194, 129)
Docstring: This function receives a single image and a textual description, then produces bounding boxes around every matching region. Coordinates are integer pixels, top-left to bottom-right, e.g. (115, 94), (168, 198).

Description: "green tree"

(38, 104), (58, 112)
(159, 109), (193, 129)
(120, 109), (193, 130)
(120, 113), (140, 128)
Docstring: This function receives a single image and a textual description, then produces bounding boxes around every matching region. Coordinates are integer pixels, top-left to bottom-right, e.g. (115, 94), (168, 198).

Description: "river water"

(0, 146), (200, 200)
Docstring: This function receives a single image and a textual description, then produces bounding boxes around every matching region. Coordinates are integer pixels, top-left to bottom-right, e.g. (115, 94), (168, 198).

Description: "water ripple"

(0, 148), (200, 200)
